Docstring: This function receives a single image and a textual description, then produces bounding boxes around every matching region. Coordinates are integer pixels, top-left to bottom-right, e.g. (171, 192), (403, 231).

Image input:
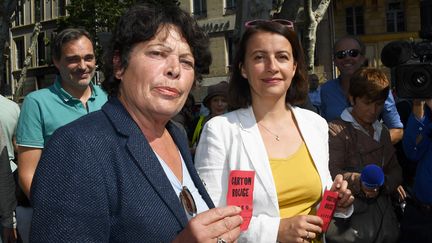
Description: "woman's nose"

(166, 56), (180, 79)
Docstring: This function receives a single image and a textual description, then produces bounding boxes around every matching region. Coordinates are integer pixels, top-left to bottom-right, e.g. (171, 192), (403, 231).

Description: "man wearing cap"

(320, 36), (403, 144)
(190, 81), (228, 150)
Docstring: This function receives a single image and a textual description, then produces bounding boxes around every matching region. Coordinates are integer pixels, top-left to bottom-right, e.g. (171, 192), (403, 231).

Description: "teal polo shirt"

(16, 78), (108, 148)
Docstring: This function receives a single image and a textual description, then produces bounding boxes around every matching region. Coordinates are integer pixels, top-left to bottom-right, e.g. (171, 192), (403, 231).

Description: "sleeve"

(328, 122), (362, 195)
(381, 128), (403, 194)
(328, 123), (349, 177)
(30, 127), (110, 242)
(0, 131), (16, 228)
(316, 121), (353, 220)
(16, 96), (44, 148)
(194, 120), (280, 243)
(320, 85), (329, 121)
(194, 121), (227, 207)
(381, 91), (403, 129)
(402, 113), (432, 161)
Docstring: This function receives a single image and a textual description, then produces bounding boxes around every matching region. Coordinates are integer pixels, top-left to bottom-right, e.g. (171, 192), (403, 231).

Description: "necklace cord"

(258, 122), (280, 141)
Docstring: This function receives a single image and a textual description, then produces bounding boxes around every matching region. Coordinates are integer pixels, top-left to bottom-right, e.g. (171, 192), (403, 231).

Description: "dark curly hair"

(228, 22), (308, 109)
(102, 3), (212, 97)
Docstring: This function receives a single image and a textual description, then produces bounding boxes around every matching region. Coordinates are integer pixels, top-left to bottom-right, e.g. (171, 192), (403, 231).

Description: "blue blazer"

(30, 98), (215, 242)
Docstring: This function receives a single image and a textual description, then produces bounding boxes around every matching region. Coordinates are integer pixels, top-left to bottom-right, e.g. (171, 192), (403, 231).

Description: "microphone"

(360, 164), (384, 189)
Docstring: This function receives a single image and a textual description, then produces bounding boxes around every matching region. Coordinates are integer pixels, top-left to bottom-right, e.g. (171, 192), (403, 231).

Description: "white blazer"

(195, 106), (351, 243)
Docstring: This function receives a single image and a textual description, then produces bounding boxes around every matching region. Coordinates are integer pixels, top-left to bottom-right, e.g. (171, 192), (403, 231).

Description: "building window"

(14, 37), (25, 70)
(346, 6), (364, 35)
(225, 0), (237, 12)
(15, 0), (24, 26)
(37, 32), (46, 66)
(193, 0), (207, 17)
(57, 0), (66, 16)
(34, 0), (44, 22)
(225, 33), (234, 71)
(386, 0), (405, 32)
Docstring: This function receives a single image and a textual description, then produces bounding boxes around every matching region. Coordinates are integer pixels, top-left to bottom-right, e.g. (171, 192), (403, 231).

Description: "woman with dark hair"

(29, 3), (242, 242)
(195, 20), (354, 242)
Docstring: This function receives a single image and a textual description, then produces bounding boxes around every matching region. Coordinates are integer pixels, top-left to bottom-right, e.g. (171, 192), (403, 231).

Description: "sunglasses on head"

(334, 49), (361, 59)
(179, 186), (197, 217)
(244, 19), (294, 30)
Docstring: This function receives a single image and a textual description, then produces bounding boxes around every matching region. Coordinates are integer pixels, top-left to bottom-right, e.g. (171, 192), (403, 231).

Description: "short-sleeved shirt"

(0, 95), (20, 163)
(16, 78), (108, 148)
(320, 77), (403, 129)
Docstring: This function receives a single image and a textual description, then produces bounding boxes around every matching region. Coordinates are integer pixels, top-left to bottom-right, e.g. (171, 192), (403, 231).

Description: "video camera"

(381, 0), (432, 98)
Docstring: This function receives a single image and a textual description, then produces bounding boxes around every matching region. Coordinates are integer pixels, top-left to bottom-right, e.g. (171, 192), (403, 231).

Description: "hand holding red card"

(226, 170), (255, 231)
(316, 190), (339, 232)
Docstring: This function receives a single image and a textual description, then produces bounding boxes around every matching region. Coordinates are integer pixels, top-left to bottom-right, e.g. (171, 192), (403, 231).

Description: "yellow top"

(270, 142), (323, 243)
(270, 142), (322, 217)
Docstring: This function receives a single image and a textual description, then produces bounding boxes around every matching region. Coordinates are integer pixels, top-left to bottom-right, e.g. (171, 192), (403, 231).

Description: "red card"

(316, 190), (338, 232)
(226, 170), (255, 231)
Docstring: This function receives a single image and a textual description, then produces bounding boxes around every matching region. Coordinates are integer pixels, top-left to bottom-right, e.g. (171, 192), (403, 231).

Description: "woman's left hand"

(330, 174), (355, 210)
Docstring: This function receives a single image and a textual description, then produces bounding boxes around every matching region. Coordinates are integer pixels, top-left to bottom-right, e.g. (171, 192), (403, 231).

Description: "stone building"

(7, 0), (68, 99)
(332, 0), (421, 77)
(4, 0), (423, 100)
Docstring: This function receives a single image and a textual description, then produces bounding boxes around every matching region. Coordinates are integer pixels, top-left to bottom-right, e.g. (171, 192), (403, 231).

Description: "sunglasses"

(179, 186), (197, 217)
(244, 19), (294, 30)
(334, 49), (361, 59)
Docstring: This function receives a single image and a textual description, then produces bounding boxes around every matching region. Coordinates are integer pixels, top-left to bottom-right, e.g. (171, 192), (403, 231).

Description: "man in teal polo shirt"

(15, 28), (107, 243)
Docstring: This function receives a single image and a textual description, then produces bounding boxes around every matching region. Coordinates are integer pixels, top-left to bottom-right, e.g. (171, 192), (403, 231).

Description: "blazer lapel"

(167, 122), (215, 209)
(103, 98), (188, 227)
(292, 107), (328, 190)
(293, 108), (322, 164)
(236, 107), (279, 209)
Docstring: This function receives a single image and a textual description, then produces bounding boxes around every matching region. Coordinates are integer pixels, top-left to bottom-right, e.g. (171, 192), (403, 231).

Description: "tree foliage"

(56, 0), (180, 67)
(57, 0), (180, 34)
(0, 0), (18, 94)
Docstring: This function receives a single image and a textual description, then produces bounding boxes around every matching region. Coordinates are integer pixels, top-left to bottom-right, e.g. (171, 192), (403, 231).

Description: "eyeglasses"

(244, 19), (294, 30)
(179, 186), (197, 217)
(334, 49), (361, 59)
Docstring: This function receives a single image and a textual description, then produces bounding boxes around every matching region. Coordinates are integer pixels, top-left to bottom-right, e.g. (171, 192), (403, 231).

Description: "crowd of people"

(0, 2), (431, 243)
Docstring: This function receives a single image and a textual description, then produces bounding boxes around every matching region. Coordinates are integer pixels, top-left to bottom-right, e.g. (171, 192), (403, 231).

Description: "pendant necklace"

(258, 123), (280, 141)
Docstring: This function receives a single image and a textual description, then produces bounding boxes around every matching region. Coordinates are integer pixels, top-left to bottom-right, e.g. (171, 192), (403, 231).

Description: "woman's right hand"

(173, 206), (243, 243)
(277, 215), (323, 243)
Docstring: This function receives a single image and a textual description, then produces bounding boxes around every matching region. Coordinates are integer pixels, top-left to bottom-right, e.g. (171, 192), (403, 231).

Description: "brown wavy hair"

(228, 21), (308, 109)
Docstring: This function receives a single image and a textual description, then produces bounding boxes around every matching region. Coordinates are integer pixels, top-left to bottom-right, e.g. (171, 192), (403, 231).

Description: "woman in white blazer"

(195, 20), (354, 243)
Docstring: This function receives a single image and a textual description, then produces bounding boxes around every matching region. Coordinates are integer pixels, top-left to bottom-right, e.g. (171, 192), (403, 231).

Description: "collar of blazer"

(102, 97), (215, 227)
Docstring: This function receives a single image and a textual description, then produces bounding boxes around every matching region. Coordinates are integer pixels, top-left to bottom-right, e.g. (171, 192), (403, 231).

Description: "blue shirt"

(308, 87), (321, 109)
(320, 77), (403, 128)
(16, 78), (108, 148)
(402, 109), (432, 204)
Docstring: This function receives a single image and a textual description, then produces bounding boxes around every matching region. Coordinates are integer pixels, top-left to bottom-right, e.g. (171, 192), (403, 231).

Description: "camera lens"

(411, 71), (428, 88)
(395, 63), (432, 98)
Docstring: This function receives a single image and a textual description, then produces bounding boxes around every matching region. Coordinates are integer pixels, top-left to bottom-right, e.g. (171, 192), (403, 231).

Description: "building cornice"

(197, 15), (236, 34)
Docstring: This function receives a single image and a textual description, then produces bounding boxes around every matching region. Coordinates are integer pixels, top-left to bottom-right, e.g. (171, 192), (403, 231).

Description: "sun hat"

(203, 81), (228, 108)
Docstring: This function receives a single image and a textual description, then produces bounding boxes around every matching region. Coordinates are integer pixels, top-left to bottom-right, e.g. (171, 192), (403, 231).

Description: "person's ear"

(240, 63), (247, 79)
(113, 51), (123, 79)
(52, 57), (60, 69)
